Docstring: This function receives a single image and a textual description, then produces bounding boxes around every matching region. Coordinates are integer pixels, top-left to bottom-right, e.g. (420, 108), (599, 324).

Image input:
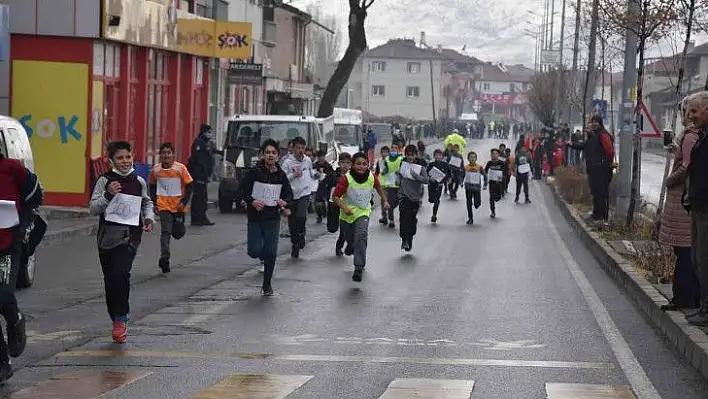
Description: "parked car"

(0, 115), (46, 288)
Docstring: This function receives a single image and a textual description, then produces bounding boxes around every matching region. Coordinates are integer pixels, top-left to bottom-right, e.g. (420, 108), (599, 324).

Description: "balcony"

(263, 21), (276, 47)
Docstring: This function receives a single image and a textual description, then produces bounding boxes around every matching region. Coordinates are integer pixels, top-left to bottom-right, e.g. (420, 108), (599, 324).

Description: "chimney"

(420, 31), (426, 48)
(437, 44), (442, 53)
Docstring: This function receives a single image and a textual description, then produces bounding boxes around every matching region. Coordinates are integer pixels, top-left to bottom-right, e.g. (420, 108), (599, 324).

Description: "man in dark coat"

(188, 124), (217, 226)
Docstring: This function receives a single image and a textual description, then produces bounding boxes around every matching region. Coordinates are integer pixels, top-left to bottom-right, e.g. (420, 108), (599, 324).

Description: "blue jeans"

(247, 219), (280, 288)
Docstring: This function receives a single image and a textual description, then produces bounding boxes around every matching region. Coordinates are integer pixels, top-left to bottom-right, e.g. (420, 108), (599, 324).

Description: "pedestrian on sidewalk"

(89, 141), (154, 344)
(514, 146), (532, 204)
(380, 146), (403, 228)
(324, 152), (352, 257)
(241, 139), (293, 296)
(0, 148), (42, 381)
(659, 95), (700, 311)
(333, 152), (389, 281)
(484, 148), (505, 219)
(683, 91), (708, 326)
(149, 143), (193, 274)
(398, 145), (430, 251)
(281, 136), (320, 258)
(426, 149), (450, 223)
(374, 146), (390, 224)
(463, 152), (486, 225)
(188, 124), (218, 226)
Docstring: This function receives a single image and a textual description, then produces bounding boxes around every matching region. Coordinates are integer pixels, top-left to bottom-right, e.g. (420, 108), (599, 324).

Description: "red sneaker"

(112, 321), (127, 344)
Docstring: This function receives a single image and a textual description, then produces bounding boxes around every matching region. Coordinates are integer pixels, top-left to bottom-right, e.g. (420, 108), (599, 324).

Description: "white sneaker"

(258, 260), (265, 274)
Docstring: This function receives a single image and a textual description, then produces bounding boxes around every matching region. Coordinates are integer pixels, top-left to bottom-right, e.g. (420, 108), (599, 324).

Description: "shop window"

(93, 42), (105, 77)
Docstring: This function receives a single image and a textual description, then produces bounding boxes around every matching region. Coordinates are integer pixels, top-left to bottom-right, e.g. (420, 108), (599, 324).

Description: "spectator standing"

(188, 124), (218, 226)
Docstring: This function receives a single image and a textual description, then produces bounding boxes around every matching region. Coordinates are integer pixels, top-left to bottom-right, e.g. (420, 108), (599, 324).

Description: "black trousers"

(326, 202), (340, 233)
(191, 182), (209, 224)
(465, 188), (481, 220)
(588, 166), (612, 220)
(672, 246), (701, 307)
(288, 197), (309, 247)
(99, 244), (137, 321)
(515, 173), (529, 200)
(399, 198), (421, 241)
(0, 245), (20, 363)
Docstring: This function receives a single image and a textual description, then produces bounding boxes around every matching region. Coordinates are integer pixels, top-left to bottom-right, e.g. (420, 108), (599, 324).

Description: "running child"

(89, 141), (155, 343)
(426, 149), (450, 223)
(463, 151), (487, 225)
(498, 144), (508, 197)
(484, 148), (506, 219)
(374, 146), (390, 224)
(514, 146), (532, 203)
(149, 143), (193, 274)
(324, 152), (352, 256)
(313, 150), (334, 223)
(332, 152), (389, 282)
(446, 144), (464, 199)
(398, 145), (429, 251)
(503, 147), (512, 195)
(380, 145), (403, 228)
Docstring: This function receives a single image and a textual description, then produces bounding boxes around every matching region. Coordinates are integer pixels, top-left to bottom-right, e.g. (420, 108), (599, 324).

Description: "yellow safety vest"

(339, 172), (374, 224)
(383, 157), (402, 188)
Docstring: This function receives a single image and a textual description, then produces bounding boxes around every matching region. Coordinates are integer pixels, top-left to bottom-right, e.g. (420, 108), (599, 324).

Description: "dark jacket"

(321, 167), (345, 202)
(241, 162), (294, 222)
(426, 160), (451, 186)
(314, 160), (335, 202)
(687, 128), (708, 212)
(570, 129), (614, 169)
(188, 127), (216, 182)
(0, 157), (43, 251)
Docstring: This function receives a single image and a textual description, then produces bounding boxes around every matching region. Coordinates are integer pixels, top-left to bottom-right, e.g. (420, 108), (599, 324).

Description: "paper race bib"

(347, 187), (373, 209)
(448, 157), (462, 168)
(329, 187), (336, 203)
(464, 171), (481, 185)
(385, 172), (398, 186)
(400, 162), (422, 180)
(0, 200), (19, 229)
(156, 177), (182, 196)
(105, 193), (142, 226)
(252, 182), (282, 207)
(429, 166), (446, 183)
(488, 169), (503, 182)
(518, 163), (531, 174)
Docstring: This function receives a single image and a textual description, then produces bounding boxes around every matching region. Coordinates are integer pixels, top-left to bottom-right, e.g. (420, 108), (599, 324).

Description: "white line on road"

(537, 184), (661, 398)
(182, 301), (235, 325)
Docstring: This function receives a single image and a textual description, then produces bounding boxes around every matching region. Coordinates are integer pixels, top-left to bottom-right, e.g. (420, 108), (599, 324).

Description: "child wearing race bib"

(514, 146), (532, 204)
(426, 149), (450, 223)
(398, 145), (430, 252)
(463, 152), (487, 225)
(484, 148), (506, 219)
(313, 150), (334, 224)
(323, 152), (352, 257)
(446, 144), (464, 200)
(332, 152), (389, 282)
(149, 143), (194, 274)
(380, 146), (403, 229)
(89, 141), (155, 344)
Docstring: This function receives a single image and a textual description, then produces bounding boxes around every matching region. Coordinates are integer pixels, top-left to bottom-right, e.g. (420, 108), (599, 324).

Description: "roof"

(226, 115), (320, 123)
(363, 39), (445, 60)
(477, 62), (511, 82)
(504, 64), (535, 82)
(438, 48), (482, 63)
(277, 3), (311, 20)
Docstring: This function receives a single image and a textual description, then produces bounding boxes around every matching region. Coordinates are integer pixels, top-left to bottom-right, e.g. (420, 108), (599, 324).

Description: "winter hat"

(200, 124), (212, 135)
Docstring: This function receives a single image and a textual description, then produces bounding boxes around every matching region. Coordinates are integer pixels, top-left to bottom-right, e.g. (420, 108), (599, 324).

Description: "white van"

(332, 108), (363, 156)
(0, 115), (43, 288)
(218, 114), (332, 212)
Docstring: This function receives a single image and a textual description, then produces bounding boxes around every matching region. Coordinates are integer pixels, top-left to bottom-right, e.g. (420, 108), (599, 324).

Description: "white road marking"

(264, 334), (545, 350)
(537, 184), (660, 398)
(191, 374), (313, 399)
(379, 378), (475, 398)
(546, 382), (636, 398)
(182, 301), (235, 325)
(27, 330), (83, 344)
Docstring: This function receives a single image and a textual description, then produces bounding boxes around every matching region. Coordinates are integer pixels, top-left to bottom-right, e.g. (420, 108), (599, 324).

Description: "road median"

(546, 181), (708, 381)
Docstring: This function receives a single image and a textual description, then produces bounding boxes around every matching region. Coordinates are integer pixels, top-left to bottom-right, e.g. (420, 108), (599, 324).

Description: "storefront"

(9, 1), (251, 206)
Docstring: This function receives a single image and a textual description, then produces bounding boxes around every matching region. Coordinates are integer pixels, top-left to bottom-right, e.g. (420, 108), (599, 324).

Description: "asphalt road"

(3, 139), (708, 398)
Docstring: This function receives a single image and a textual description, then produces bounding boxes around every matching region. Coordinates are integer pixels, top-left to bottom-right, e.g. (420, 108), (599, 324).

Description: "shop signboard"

(177, 19), (252, 60)
(12, 61), (89, 193)
(227, 63), (263, 84)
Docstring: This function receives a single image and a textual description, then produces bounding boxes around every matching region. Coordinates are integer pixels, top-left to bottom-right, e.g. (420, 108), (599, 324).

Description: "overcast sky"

(292, 0), (708, 70)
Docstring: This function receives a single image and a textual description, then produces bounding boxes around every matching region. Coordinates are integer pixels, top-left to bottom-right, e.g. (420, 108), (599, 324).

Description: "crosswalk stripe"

(190, 374), (313, 399)
(9, 371), (151, 398)
(545, 383), (636, 398)
(379, 378), (475, 399)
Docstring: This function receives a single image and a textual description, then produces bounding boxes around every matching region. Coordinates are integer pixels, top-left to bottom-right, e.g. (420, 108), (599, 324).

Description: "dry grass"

(554, 166), (617, 207)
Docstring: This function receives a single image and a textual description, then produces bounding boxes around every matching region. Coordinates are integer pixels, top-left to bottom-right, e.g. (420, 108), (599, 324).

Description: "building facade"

(344, 39), (445, 121)
(7, 0), (253, 206)
(474, 63), (532, 120)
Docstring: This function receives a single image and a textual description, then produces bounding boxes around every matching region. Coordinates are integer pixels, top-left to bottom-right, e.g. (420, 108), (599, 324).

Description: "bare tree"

(316, 0), (376, 118)
(527, 69), (563, 125)
(598, 0), (678, 226)
(304, 8), (342, 86)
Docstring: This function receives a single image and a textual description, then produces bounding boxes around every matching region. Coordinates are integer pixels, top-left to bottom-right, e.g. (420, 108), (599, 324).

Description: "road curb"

(546, 183), (708, 380)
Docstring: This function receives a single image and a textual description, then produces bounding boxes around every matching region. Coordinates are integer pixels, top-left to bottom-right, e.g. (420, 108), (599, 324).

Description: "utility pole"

(615, 0), (639, 221)
(429, 58), (438, 135)
(554, 0), (567, 123)
(569, 0), (581, 123)
(549, 0), (555, 53)
(583, 0), (600, 130)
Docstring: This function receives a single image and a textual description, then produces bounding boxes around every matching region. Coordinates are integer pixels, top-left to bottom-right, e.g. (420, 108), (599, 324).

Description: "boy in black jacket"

(313, 150), (334, 223)
(426, 149), (450, 223)
(323, 153), (352, 256)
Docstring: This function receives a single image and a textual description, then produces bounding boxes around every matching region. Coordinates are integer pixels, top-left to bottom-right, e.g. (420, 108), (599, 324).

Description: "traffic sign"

(637, 101), (661, 138)
(591, 99), (608, 120)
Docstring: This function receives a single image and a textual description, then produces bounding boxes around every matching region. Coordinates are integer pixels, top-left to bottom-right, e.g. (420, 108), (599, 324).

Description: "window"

(371, 61), (386, 72)
(407, 62), (421, 73)
(509, 83), (515, 93)
(371, 85), (385, 96)
(406, 86), (420, 98)
(483, 83), (490, 91)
